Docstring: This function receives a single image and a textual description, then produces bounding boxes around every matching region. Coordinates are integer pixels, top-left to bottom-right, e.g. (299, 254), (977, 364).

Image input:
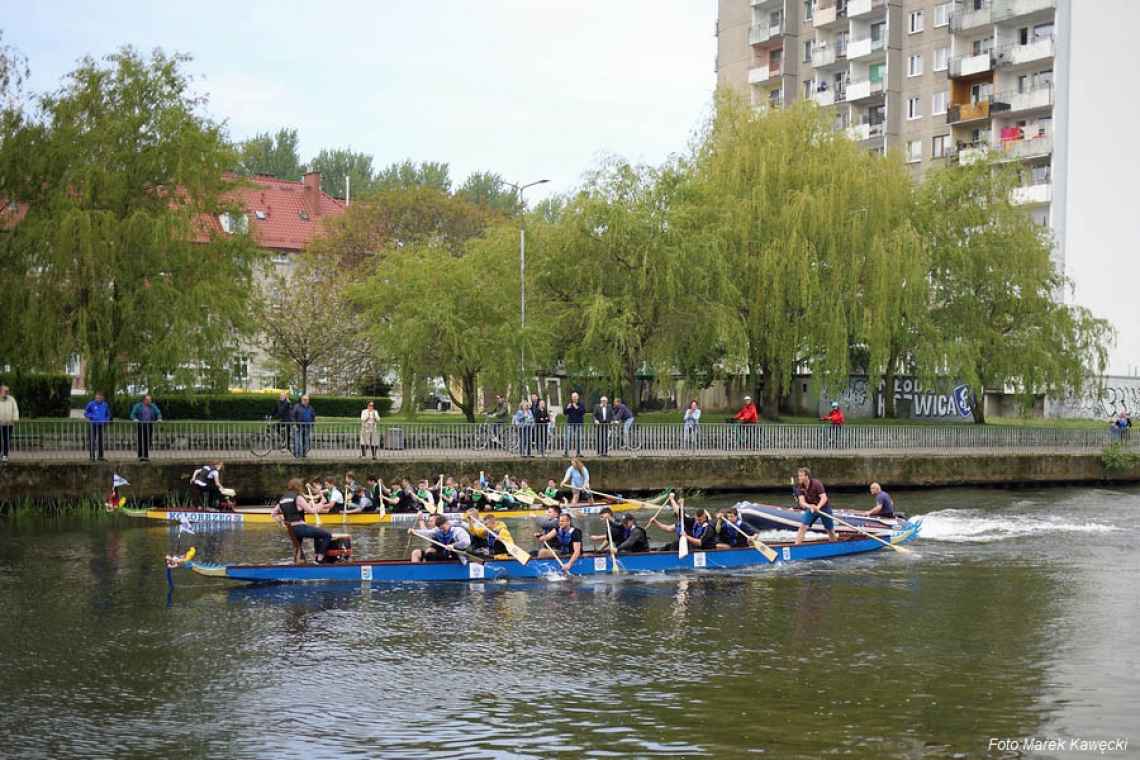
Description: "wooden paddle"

(603, 517), (624, 575)
(824, 511), (913, 554)
(722, 517), (778, 562)
(471, 516), (530, 566)
(409, 529), (481, 565)
(677, 498), (689, 560)
(304, 485), (323, 527)
(541, 540), (568, 575)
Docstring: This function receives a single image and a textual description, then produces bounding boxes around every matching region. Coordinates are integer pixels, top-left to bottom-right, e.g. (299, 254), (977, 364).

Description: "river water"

(0, 486), (1137, 759)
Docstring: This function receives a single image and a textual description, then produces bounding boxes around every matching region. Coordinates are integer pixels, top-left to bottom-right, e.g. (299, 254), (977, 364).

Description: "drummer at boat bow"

(272, 478), (333, 562)
(795, 467), (838, 545)
(861, 482), (895, 519)
(409, 514), (472, 562)
(537, 512), (583, 571)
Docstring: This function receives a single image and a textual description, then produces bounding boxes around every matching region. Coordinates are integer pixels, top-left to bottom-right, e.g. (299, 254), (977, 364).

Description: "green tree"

(456, 171), (520, 215)
(917, 159), (1113, 423)
(307, 147), (375, 200)
(0, 47), (264, 398)
(351, 228), (520, 421)
(236, 127), (303, 180)
(374, 159), (451, 193)
(0, 30), (28, 109)
(692, 93), (876, 414)
(258, 254), (364, 394)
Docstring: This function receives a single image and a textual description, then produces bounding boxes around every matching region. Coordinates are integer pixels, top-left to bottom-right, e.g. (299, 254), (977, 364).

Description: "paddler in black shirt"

(614, 514), (649, 553)
(271, 477), (333, 562)
(589, 506), (627, 550)
(537, 512), (583, 572)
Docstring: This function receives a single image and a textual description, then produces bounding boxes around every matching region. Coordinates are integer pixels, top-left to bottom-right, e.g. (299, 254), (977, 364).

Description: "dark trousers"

(518, 426), (532, 456)
(0, 425), (11, 458)
(88, 424), (105, 460)
(564, 424), (583, 455)
(136, 422), (154, 460)
(535, 425), (547, 456)
(293, 424), (312, 458)
(595, 424), (609, 455)
(292, 523), (332, 558)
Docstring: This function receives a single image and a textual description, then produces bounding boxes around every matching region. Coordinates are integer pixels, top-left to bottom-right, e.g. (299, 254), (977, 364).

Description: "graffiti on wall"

(1048, 377), (1140, 419)
(820, 376), (973, 421)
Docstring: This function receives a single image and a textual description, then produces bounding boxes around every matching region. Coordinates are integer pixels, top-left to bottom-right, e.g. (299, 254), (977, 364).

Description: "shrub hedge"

(0, 373), (73, 418)
(67, 393), (393, 420)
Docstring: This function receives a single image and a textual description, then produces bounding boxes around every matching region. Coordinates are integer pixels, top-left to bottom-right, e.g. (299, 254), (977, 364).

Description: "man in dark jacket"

(563, 391), (585, 456)
(271, 392), (293, 450)
(83, 391), (112, 462)
(616, 514), (650, 553)
(593, 395), (613, 456)
(291, 395), (316, 458)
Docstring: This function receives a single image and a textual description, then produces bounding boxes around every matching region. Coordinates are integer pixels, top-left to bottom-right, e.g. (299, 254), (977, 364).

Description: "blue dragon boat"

(186, 520), (920, 585)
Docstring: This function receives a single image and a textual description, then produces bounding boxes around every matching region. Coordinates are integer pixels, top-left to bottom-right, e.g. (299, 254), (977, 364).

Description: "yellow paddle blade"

(505, 541), (530, 565)
(752, 539), (778, 562)
(184, 547), (196, 562)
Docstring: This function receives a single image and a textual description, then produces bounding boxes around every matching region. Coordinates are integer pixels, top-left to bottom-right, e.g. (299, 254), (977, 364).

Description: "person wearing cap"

(730, 395), (759, 450)
(614, 513), (649, 553)
(821, 401), (845, 448)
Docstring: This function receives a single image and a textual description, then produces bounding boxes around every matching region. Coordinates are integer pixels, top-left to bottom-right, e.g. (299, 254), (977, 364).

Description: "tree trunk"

(452, 371), (477, 423)
(300, 362), (309, 396)
(971, 385), (986, 424)
(401, 374), (418, 419)
(760, 361), (780, 419)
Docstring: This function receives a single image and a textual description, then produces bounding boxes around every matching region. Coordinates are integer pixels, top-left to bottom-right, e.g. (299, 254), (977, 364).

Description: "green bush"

(0, 373), (73, 418)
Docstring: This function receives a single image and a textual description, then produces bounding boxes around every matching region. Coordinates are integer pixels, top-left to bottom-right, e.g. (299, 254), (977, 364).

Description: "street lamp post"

(508, 178), (550, 397)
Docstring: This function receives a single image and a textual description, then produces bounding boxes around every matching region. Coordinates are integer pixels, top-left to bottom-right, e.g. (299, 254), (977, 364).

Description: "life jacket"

(557, 526), (576, 553)
(278, 491), (304, 523)
(544, 487), (559, 499)
(691, 520), (708, 539)
(437, 527), (455, 546)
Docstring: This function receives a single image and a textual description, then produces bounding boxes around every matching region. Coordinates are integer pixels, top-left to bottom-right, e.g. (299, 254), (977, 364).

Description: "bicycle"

(250, 417), (292, 457)
(613, 421), (643, 452)
(475, 421), (513, 451)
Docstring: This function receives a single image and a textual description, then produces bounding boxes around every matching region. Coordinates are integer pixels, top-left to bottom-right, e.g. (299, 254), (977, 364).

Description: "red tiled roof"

(202, 173), (347, 251)
(0, 200), (29, 230)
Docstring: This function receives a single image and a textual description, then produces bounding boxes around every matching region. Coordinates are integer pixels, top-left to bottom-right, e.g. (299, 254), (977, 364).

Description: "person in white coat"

(359, 400), (380, 459)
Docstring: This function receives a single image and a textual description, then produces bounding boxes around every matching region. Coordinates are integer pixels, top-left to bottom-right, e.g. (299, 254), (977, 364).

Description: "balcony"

(847, 78), (885, 101)
(994, 37), (1055, 67)
(751, 0), (782, 7)
(950, 1), (992, 31)
(847, 0), (886, 18)
(949, 51), (993, 77)
(947, 99), (992, 124)
(814, 88), (837, 106)
(992, 86), (1053, 115)
(814, 43), (846, 67)
(749, 21), (784, 45)
(1012, 181), (1052, 206)
(848, 36), (886, 60)
(748, 64), (781, 84)
(958, 145), (989, 165)
(814, 3), (847, 28)
(846, 121), (885, 141)
(999, 134), (1053, 160)
(992, 0), (1055, 22)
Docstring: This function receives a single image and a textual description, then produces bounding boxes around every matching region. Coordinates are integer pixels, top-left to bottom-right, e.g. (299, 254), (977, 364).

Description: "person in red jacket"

(733, 396), (759, 424)
(821, 401), (845, 426)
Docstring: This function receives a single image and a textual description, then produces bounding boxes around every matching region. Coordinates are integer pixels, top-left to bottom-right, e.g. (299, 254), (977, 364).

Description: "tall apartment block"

(715, 0), (1071, 270)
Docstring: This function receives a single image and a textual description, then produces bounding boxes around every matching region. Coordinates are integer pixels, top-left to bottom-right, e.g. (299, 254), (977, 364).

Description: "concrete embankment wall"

(1, 451), (1138, 504)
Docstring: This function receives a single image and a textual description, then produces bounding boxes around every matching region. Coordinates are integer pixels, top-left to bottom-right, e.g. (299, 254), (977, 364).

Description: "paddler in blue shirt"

(536, 512), (583, 571)
(860, 482), (895, 519)
(716, 506), (755, 548)
(409, 514), (471, 562)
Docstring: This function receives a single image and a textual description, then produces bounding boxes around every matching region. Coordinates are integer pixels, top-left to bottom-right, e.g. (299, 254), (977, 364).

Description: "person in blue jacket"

(84, 391), (112, 462)
(128, 394), (162, 462)
(291, 395), (316, 458)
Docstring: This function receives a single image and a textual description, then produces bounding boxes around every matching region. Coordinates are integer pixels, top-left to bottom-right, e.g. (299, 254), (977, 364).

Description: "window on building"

(908, 55), (923, 77)
(804, 0), (813, 21)
(934, 2), (951, 27)
(934, 46), (949, 71)
(770, 47), (783, 71)
(836, 30), (849, 56)
(907, 97), (921, 120)
(907, 140), (922, 163)
(909, 10), (924, 33)
(970, 81), (993, 103)
(870, 21), (885, 44)
(272, 252), (290, 266)
(972, 36), (994, 55)
(1033, 68), (1053, 90)
(932, 135), (949, 158)
(1033, 23), (1054, 41)
(868, 103), (886, 125)
(804, 40), (814, 63)
(869, 62), (886, 83)
(932, 91), (948, 114)
(804, 79), (814, 99)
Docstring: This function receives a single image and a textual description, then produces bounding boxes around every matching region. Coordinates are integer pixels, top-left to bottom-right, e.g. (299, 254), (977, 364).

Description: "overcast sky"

(4, 0), (1137, 374)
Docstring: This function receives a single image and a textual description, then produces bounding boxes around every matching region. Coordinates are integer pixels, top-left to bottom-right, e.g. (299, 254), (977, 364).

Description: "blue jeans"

(801, 507), (834, 532)
(291, 523), (332, 557)
(564, 424), (583, 455)
(293, 424), (312, 458)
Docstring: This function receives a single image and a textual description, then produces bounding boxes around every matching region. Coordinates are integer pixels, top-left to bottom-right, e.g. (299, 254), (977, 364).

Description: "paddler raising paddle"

(794, 466), (838, 545)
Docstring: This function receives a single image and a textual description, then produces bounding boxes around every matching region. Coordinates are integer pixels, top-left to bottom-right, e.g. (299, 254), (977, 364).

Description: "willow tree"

(917, 158), (1112, 423)
(535, 159), (734, 410)
(350, 224), (522, 422)
(691, 92), (883, 413)
(0, 48), (262, 398)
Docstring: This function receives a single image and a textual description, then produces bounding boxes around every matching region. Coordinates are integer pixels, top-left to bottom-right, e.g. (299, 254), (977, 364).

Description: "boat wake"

(916, 509), (1118, 543)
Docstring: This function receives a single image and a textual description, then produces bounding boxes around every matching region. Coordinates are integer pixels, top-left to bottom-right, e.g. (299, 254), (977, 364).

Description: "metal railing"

(0, 420), (1130, 462)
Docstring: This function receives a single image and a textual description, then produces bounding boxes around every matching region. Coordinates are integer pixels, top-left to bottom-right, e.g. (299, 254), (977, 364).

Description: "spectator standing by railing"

(129, 394), (162, 462)
(593, 395), (613, 456)
(683, 399), (701, 448)
(291, 395), (316, 458)
(513, 401), (534, 457)
(360, 400), (380, 459)
(487, 394), (509, 449)
(1111, 410), (1131, 443)
(563, 391), (585, 457)
(0, 385), (18, 463)
(821, 401), (845, 448)
(614, 397), (635, 449)
(271, 391), (292, 450)
(84, 391), (111, 462)
(533, 399), (551, 457)
(729, 395), (759, 449)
